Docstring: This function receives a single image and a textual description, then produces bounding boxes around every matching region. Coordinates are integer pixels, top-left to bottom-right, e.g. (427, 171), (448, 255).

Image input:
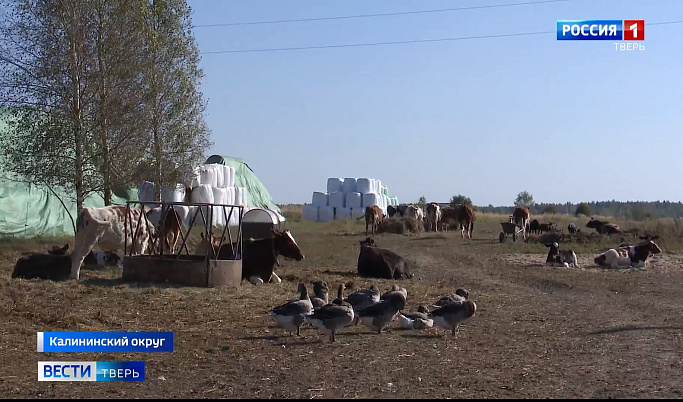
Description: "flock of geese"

(268, 281), (477, 342)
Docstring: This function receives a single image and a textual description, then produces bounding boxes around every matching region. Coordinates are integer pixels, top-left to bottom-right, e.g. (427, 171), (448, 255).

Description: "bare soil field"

(0, 217), (682, 398)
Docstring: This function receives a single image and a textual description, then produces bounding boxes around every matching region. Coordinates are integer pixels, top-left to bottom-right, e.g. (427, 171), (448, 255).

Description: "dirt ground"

(0, 220), (682, 399)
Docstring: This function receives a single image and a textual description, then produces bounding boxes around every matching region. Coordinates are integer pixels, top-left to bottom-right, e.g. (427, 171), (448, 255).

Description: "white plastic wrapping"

(318, 206), (335, 223)
(328, 191), (345, 209)
(356, 178), (372, 194)
(212, 187), (227, 205)
(241, 187), (248, 208)
(342, 178), (357, 194)
(362, 192), (380, 209)
(302, 205), (319, 222)
(345, 192), (362, 210)
(191, 184), (214, 204)
(327, 178), (343, 193)
(312, 191), (328, 207)
(199, 166), (217, 188)
(350, 208), (365, 220)
(172, 205), (190, 225)
(335, 207), (351, 221)
(213, 205), (225, 226)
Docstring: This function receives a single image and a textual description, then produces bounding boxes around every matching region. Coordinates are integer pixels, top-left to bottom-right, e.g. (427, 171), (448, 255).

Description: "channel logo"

(38, 361), (145, 382)
(557, 20), (644, 41)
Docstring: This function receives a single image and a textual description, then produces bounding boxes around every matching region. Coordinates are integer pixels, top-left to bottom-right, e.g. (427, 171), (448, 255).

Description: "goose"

(310, 280), (330, 310)
(398, 305), (434, 330)
(429, 300), (477, 336)
(306, 284), (355, 342)
(432, 288), (469, 308)
(344, 284), (381, 325)
(380, 284), (408, 301)
(268, 282), (313, 336)
(357, 290), (406, 334)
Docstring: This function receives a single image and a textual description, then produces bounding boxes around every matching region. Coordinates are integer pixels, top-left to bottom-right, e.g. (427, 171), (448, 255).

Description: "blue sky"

(187, 0), (683, 206)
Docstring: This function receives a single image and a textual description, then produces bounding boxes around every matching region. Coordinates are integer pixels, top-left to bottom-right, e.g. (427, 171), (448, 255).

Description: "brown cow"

(365, 205), (383, 236)
(157, 208), (183, 254)
(512, 206), (531, 240)
(457, 204), (476, 239)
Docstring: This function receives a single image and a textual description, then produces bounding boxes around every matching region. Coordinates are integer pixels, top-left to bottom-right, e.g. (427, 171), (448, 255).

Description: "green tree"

(514, 191), (534, 208)
(543, 205), (558, 214)
(450, 194), (472, 207)
(417, 196), (426, 210)
(139, 0), (212, 200)
(575, 202), (592, 217)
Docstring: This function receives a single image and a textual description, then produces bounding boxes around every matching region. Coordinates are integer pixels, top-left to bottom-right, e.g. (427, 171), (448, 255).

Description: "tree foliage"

(575, 202), (592, 217)
(514, 191), (535, 208)
(450, 195), (472, 207)
(0, 0), (212, 208)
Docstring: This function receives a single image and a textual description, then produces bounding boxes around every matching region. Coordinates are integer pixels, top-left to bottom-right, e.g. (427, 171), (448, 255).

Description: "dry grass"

(1, 215), (682, 398)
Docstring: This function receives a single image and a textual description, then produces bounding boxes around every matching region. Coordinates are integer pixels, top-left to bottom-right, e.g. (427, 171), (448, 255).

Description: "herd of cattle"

(10, 202), (663, 285)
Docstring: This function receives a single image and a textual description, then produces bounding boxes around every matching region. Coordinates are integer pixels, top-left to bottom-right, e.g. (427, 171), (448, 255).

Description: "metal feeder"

(121, 201), (243, 288)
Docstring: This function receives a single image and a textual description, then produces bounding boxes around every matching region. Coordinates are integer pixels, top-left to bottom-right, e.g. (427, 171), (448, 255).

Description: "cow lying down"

(594, 238), (662, 269)
(12, 253), (71, 281)
(357, 237), (415, 280)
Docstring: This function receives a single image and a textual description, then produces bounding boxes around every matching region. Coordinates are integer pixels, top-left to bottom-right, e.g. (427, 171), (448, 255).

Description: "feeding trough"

(121, 200), (244, 288)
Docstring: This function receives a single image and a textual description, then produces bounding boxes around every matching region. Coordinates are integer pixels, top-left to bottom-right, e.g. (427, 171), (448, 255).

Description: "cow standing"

(365, 205), (383, 236)
(457, 204), (476, 239)
(70, 206), (157, 280)
(425, 202), (442, 232)
(512, 206), (531, 240)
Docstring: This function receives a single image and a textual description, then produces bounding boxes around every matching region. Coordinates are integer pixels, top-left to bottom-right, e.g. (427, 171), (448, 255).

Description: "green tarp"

(0, 179), (134, 238)
(204, 155), (282, 215)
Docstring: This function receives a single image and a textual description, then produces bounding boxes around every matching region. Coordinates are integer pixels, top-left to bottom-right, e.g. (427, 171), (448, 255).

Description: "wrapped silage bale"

(200, 165), (217, 188)
(312, 191), (328, 207)
(302, 205), (319, 222)
(318, 206), (335, 223)
(350, 208), (365, 220)
(138, 181), (156, 203)
(345, 192), (362, 210)
(327, 178), (343, 193)
(235, 187), (245, 206)
(376, 180), (382, 195)
(356, 178), (372, 194)
(191, 184), (214, 204)
(382, 195), (389, 213)
(161, 184), (185, 202)
(227, 166), (236, 188)
(209, 164), (223, 188)
(335, 207), (351, 221)
(328, 191), (345, 209)
(241, 187), (248, 208)
(212, 187), (227, 205)
(221, 165), (230, 187)
(362, 192), (380, 209)
(342, 178), (357, 194)
(225, 187), (236, 205)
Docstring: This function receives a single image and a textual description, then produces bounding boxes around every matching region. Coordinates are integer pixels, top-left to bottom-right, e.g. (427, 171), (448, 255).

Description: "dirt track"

(0, 222), (682, 398)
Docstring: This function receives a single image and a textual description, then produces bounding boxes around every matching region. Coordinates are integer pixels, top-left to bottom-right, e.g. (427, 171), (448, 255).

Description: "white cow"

(425, 202), (442, 232)
(70, 205), (157, 280)
(404, 205), (424, 222)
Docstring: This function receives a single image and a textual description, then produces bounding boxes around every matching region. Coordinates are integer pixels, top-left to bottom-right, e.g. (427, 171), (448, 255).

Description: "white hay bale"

(335, 207), (351, 221)
(362, 192), (380, 209)
(212, 187), (227, 206)
(241, 187), (248, 207)
(342, 178), (357, 194)
(328, 191), (345, 209)
(318, 206), (335, 223)
(172, 205), (190, 225)
(200, 165), (217, 188)
(345, 192), (362, 210)
(312, 191), (328, 207)
(356, 178), (372, 194)
(327, 178), (343, 193)
(350, 208), (365, 220)
(212, 205), (225, 226)
(212, 164), (224, 188)
(302, 205), (319, 222)
(225, 187), (236, 205)
(191, 184), (214, 204)
(376, 180), (382, 195)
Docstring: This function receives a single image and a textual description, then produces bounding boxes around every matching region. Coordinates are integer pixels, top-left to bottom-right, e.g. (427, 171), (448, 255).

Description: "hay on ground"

(378, 217), (424, 235)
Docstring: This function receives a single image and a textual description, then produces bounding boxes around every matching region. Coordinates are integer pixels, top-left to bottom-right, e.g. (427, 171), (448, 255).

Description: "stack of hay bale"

(138, 163), (248, 227)
(302, 177), (399, 222)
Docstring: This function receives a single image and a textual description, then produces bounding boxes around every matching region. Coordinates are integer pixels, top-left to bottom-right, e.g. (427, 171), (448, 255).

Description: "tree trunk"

(71, 32), (85, 211)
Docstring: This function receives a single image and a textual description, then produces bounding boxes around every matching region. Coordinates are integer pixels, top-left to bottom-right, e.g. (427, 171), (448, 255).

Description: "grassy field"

(0, 209), (682, 398)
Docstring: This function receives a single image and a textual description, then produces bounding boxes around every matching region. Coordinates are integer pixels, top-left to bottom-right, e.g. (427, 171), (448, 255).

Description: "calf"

(12, 253), (71, 281)
(48, 244), (121, 268)
(529, 219), (540, 235)
(586, 218), (622, 235)
(404, 205), (424, 222)
(544, 242), (580, 268)
(568, 223), (577, 234)
(208, 229), (305, 285)
(365, 205), (383, 236)
(156, 208), (183, 254)
(457, 204), (476, 239)
(538, 221), (557, 234)
(357, 237), (414, 280)
(425, 202), (442, 232)
(70, 205), (157, 280)
(387, 205), (401, 218)
(594, 239), (662, 269)
(440, 207), (459, 231)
